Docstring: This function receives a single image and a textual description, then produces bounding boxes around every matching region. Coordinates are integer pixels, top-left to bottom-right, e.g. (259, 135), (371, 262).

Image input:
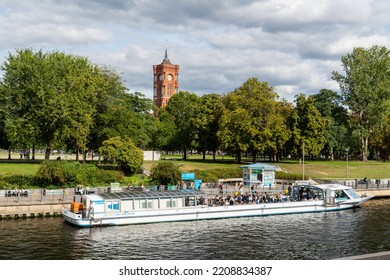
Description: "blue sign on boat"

(181, 172), (195, 180)
(194, 179), (202, 190)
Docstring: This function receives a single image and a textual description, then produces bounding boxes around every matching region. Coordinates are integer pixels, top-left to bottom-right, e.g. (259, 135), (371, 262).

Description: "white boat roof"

(87, 194), (105, 201)
(93, 190), (206, 201)
(299, 184), (351, 191)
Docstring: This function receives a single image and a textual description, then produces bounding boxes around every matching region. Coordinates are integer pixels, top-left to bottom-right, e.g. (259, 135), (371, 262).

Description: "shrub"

(35, 160), (124, 188)
(99, 136), (143, 174)
(189, 167), (242, 182)
(150, 161), (181, 185)
(275, 171), (309, 180)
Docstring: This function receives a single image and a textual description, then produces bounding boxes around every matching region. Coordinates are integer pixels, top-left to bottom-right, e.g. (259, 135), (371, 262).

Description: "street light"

(346, 147), (349, 181)
(302, 142), (305, 180)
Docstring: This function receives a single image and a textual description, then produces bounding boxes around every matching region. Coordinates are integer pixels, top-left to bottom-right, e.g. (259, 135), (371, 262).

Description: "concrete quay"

(0, 190), (74, 219)
(0, 203), (69, 219)
(335, 251), (390, 260)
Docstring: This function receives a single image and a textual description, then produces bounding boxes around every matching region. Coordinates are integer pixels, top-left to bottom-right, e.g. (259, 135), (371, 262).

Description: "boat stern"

(61, 206), (91, 227)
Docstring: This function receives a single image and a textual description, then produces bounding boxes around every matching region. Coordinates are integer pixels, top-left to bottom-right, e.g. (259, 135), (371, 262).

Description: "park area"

(1, 150), (390, 186)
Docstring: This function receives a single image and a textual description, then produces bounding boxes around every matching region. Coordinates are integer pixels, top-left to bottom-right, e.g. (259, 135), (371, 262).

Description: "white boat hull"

(62, 197), (371, 227)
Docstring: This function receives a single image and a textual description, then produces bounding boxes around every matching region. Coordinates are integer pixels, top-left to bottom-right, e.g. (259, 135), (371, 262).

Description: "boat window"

(185, 197), (195, 206)
(292, 186), (324, 201)
(344, 188), (360, 199)
(107, 201), (120, 211)
(166, 199), (177, 208)
(335, 190), (348, 201)
(140, 200), (153, 209)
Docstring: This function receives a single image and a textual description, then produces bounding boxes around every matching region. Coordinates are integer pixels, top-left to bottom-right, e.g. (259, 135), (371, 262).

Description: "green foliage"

(288, 94), (328, 157)
(150, 161), (181, 185)
(35, 160), (123, 188)
(0, 175), (36, 189)
(189, 167), (242, 182)
(1, 49), (98, 158)
(192, 94), (222, 159)
(332, 45), (390, 161)
(99, 136), (143, 174)
(164, 91), (200, 159)
(275, 171), (309, 181)
(218, 77), (286, 163)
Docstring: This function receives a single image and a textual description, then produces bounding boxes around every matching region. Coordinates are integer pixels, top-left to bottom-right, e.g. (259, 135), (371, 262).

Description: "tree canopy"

(1, 49), (98, 159)
(2, 46), (390, 166)
(333, 45), (390, 161)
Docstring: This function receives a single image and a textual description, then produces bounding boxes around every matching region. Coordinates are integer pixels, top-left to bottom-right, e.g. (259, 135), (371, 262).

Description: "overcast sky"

(1, 0), (389, 102)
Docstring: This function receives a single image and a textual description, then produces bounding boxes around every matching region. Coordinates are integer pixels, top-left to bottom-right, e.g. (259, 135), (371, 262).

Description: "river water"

(1, 199), (389, 260)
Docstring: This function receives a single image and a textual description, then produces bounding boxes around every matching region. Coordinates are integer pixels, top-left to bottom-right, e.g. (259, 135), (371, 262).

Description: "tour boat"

(61, 184), (372, 227)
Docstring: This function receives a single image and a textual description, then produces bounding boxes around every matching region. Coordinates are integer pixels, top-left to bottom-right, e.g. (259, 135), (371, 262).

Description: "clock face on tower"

(167, 74), (173, 81)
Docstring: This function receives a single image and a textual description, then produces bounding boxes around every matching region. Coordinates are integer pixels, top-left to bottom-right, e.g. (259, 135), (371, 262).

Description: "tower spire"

(165, 40), (168, 59)
(162, 41), (172, 64)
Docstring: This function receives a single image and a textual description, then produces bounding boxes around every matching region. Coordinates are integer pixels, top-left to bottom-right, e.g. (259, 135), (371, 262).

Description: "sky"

(1, 0), (390, 102)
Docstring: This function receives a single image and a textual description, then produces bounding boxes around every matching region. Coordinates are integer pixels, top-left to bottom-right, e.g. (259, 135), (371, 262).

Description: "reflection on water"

(1, 199), (390, 260)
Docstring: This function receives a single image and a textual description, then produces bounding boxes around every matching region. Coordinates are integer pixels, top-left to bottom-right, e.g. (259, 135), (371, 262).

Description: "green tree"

(150, 161), (181, 185)
(165, 91), (199, 160)
(0, 84), (11, 157)
(267, 99), (291, 161)
(218, 77), (281, 163)
(312, 89), (350, 160)
(288, 94), (328, 158)
(146, 108), (176, 154)
(1, 49), (98, 159)
(192, 94), (222, 160)
(99, 136), (143, 174)
(87, 67), (154, 159)
(332, 45), (390, 161)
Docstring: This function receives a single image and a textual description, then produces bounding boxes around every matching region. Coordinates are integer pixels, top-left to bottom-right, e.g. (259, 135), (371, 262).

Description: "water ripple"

(1, 199), (390, 260)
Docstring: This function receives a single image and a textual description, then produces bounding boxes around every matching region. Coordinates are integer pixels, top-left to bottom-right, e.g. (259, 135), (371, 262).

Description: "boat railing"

(315, 178), (390, 190)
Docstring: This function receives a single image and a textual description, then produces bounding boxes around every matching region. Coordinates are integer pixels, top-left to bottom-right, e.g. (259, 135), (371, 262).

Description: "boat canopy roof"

(295, 184), (351, 191)
(96, 190), (206, 201)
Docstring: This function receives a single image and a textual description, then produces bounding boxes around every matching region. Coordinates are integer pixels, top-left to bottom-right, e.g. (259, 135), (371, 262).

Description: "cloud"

(0, 0), (390, 102)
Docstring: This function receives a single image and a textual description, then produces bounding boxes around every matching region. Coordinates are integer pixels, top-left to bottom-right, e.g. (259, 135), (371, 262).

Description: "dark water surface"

(1, 199), (389, 260)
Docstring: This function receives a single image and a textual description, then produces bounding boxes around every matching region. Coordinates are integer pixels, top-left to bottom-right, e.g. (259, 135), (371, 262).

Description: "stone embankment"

(0, 189), (74, 219)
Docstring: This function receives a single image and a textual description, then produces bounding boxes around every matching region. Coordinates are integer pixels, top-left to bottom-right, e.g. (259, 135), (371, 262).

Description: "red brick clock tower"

(153, 48), (179, 108)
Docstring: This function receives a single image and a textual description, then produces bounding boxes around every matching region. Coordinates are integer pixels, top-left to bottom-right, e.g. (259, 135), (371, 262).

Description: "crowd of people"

(203, 191), (291, 207)
(199, 184), (323, 207)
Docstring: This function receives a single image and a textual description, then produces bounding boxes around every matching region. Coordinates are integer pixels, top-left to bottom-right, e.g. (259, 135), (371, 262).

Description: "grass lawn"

(146, 154), (390, 180)
(0, 163), (41, 176)
(276, 159), (390, 180)
(1, 152), (390, 181)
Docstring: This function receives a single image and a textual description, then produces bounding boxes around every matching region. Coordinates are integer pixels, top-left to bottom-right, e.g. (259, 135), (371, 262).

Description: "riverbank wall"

(0, 203), (70, 219)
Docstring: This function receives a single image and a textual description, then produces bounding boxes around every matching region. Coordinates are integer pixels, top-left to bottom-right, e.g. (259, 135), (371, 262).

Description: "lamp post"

(302, 142), (305, 180)
(346, 147), (349, 181)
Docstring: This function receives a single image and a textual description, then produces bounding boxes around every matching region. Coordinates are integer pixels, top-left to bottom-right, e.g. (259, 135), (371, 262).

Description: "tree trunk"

(32, 145), (35, 160)
(202, 151), (206, 161)
(45, 144), (51, 160)
(252, 151), (257, 163)
(330, 147), (334, 161)
(213, 151), (216, 161)
(8, 147), (11, 160)
(75, 146), (79, 161)
(183, 149), (187, 160)
(362, 136), (368, 161)
(237, 150), (242, 163)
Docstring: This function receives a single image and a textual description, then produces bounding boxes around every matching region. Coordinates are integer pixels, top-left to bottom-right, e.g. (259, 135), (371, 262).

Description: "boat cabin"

(73, 190), (206, 218)
(292, 184), (361, 204)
